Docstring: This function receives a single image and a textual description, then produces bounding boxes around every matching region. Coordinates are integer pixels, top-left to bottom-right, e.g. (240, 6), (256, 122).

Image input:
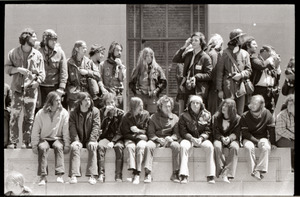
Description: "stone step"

(4, 147), (293, 184)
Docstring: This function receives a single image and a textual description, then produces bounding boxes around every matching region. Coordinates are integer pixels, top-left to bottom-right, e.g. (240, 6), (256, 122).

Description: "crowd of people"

(4, 27), (294, 193)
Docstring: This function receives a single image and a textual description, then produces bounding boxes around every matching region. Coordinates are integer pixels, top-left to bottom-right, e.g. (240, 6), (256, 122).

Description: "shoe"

(88, 176), (97, 185)
(115, 174), (122, 182)
(7, 144), (15, 149)
(170, 172), (180, 183)
(251, 170), (262, 180)
(207, 176), (215, 184)
(70, 176), (77, 184)
(180, 175), (188, 184)
(222, 175), (230, 183)
(56, 175), (64, 183)
(144, 174), (152, 183)
(21, 143), (27, 149)
(132, 175), (140, 184)
(27, 143), (32, 149)
(38, 176), (47, 186)
(98, 174), (105, 183)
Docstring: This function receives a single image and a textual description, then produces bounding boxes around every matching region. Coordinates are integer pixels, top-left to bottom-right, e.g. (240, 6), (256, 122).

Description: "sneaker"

(251, 170), (262, 180)
(21, 143), (27, 149)
(70, 176), (77, 184)
(115, 174), (122, 182)
(56, 175), (64, 183)
(38, 176), (47, 186)
(180, 176), (188, 184)
(88, 176), (97, 185)
(27, 143), (32, 149)
(170, 172), (180, 183)
(98, 174), (105, 183)
(207, 176), (215, 184)
(7, 144), (15, 149)
(222, 175), (230, 183)
(144, 174), (152, 183)
(132, 175), (140, 184)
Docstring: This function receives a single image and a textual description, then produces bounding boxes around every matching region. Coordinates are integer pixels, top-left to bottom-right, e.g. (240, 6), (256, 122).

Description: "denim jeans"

(125, 139), (146, 172)
(144, 140), (180, 172)
(37, 139), (65, 176)
(69, 141), (98, 177)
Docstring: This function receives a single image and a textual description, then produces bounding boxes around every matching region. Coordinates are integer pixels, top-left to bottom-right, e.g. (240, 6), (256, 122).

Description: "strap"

(224, 49), (241, 73)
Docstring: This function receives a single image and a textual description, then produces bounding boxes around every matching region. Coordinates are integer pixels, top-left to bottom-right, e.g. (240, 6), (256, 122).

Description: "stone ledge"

(4, 148), (292, 184)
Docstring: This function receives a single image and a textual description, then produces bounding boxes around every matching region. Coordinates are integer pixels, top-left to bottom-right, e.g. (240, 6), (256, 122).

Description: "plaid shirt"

(275, 109), (294, 141)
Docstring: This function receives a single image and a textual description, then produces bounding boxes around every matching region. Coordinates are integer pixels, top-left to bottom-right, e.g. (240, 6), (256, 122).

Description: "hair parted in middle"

(43, 91), (62, 112)
(107, 41), (123, 59)
(74, 92), (94, 110)
(216, 98), (238, 122)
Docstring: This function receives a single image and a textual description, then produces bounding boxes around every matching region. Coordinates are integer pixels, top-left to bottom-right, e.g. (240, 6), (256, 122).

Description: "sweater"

(31, 107), (70, 149)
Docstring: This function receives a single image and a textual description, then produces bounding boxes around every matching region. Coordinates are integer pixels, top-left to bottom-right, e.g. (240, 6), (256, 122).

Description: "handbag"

(224, 49), (254, 95)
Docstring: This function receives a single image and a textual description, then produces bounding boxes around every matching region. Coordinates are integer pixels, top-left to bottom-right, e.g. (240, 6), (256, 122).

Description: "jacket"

(212, 113), (241, 141)
(120, 110), (150, 143)
(66, 56), (100, 100)
(216, 48), (252, 98)
(173, 48), (212, 99)
(178, 106), (212, 142)
(147, 110), (181, 142)
(5, 46), (45, 93)
(129, 63), (167, 97)
(69, 106), (100, 145)
(31, 107), (70, 149)
(39, 44), (68, 89)
(99, 106), (124, 143)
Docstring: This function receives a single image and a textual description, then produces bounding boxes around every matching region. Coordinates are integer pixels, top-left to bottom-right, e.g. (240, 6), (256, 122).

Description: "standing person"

(97, 92), (125, 183)
(120, 97), (150, 184)
(99, 41), (126, 109)
(66, 40), (101, 110)
(4, 83), (12, 148)
(144, 95), (181, 183)
(68, 92), (100, 185)
(241, 95), (277, 180)
(275, 94), (294, 171)
(206, 34), (224, 115)
(5, 171), (32, 196)
(89, 44), (107, 108)
(178, 95), (216, 184)
(216, 28), (252, 115)
(129, 47), (167, 114)
(281, 57), (295, 96)
(5, 28), (45, 149)
(38, 29), (68, 109)
(31, 91), (70, 186)
(212, 98), (240, 183)
(242, 39), (281, 114)
(172, 32), (212, 108)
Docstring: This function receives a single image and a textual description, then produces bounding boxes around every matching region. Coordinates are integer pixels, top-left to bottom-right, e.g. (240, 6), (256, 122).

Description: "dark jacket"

(212, 113), (241, 141)
(240, 108), (276, 145)
(99, 106), (124, 143)
(250, 54), (280, 87)
(173, 48), (212, 99)
(178, 106), (212, 142)
(129, 63), (167, 97)
(69, 106), (100, 146)
(147, 110), (181, 142)
(120, 110), (150, 143)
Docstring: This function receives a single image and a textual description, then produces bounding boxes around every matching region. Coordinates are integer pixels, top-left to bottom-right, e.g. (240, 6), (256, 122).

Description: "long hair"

(74, 92), (94, 111)
(102, 92), (116, 106)
(187, 95), (205, 112)
(5, 171), (32, 194)
(107, 41), (123, 59)
(131, 47), (159, 79)
(250, 95), (265, 110)
(129, 97), (143, 113)
(43, 91), (62, 112)
(71, 40), (86, 57)
(215, 98), (237, 122)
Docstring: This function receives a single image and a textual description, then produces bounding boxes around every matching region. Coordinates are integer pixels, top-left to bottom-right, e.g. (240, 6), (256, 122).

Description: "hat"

(229, 29), (246, 42)
(20, 28), (35, 39)
(43, 29), (58, 40)
(90, 44), (105, 53)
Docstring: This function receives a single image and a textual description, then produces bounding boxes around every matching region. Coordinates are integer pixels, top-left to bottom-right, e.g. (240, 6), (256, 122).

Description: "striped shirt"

(275, 109), (294, 141)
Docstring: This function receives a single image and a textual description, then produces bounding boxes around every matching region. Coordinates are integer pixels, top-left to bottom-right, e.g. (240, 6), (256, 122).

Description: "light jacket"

(5, 46), (45, 93)
(39, 44), (68, 89)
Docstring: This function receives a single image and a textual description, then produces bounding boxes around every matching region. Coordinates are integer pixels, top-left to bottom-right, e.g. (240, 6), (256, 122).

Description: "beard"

(26, 39), (35, 47)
